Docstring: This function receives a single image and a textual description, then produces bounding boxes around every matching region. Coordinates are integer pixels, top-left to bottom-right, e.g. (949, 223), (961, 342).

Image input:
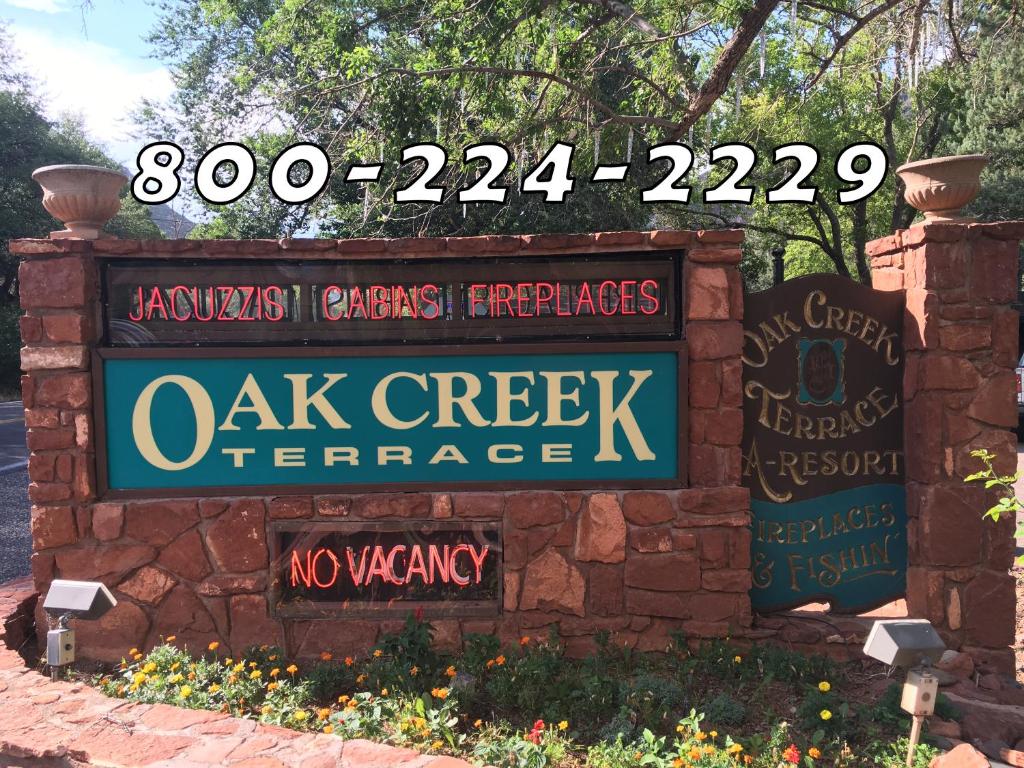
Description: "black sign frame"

(269, 520), (503, 619)
(100, 251), (683, 347)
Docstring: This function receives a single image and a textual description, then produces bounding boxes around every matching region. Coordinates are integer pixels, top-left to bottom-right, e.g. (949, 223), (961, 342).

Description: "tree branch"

(671, 0), (782, 138)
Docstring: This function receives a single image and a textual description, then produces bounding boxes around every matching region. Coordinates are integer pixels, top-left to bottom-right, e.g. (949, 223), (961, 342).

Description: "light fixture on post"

(42, 580), (117, 681)
(863, 619), (946, 767)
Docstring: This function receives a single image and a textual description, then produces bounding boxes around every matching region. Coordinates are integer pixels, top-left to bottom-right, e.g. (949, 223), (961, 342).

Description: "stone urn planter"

(31, 164), (128, 239)
(895, 154), (987, 223)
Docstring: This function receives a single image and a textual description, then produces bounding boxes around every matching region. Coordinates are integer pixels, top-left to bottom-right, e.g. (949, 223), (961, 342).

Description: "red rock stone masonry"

(12, 230), (752, 662)
(869, 221), (1024, 668)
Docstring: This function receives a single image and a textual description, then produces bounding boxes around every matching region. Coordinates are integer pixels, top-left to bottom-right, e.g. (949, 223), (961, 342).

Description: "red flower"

(526, 720), (545, 744)
(782, 744), (801, 764)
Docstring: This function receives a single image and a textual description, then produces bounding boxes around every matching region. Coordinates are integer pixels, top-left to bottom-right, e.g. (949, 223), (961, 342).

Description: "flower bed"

(94, 617), (946, 768)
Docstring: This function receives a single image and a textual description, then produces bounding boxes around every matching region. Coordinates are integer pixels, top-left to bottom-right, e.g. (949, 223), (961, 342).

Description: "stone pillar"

(868, 222), (1023, 669)
(684, 230), (745, 488)
(13, 239), (101, 596)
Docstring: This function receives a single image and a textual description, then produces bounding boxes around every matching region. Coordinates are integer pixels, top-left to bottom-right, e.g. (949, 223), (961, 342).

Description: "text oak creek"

(101, 352), (680, 490)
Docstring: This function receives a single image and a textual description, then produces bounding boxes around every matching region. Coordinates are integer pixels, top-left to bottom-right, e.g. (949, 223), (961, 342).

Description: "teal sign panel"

(742, 274), (906, 614)
(103, 352), (678, 490)
(750, 484), (907, 611)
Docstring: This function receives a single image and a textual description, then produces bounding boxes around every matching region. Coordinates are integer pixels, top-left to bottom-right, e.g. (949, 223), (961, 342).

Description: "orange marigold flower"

(321, 652), (333, 662)
(165, 635), (176, 643)
(208, 641), (220, 651)
(373, 649), (382, 658)
(270, 668), (280, 678)
(808, 747), (822, 760)
(344, 656), (354, 667)
(495, 655), (506, 666)
(410, 666), (419, 676)
(486, 659), (495, 668)
(286, 664), (299, 675)
(324, 724), (334, 734)
(317, 708), (331, 721)
(688, 748), (702, 761)
(520, 636), (530, 645)
(782, 744), (801, 764)
(267, 682), (278, 691)
(445, 665), (456, 677)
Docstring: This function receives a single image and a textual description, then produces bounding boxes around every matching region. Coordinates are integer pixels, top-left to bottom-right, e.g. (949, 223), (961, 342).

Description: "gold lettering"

(133, 375), (215, 470)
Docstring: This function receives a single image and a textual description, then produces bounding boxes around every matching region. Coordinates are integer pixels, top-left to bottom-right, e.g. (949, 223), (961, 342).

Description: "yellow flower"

(267, 682), (278, 691)
(818, 681), (831, 693)
(317, 708), (331, 721)
(225, 658), (233, 666)
(286, 664), (298, 675)
(293, 710), (309, 722)
(733, 655), (742, 663)
(820, 709), (833, 721)
(703, 746), (715, 756)
(143, 662), (157, 674)
(431, 740), (443, 750)
(250, 670), (262, 680)
(324, 724), (334, 734)
(208, 641), (220, 651)
(166, 635), (176, 643)
(261, 705), (272, 716)
(381, 688), (389, 696)
(676, 725), (685, 734)
(808, 747), (822, 760)
(270, 668), (280, 678)
(179, 685), (192, 698)
(495, 655), (506, 666)
(695, 731), (706, 742)
(710, 731), (718, 739)
(132, 672), (146, 685)
(209, 683), (221, 693)
(321, 652), (333, 662)
(249, 661), (258, 669)
(346, 699), (357, 709)
(168, 673), (183, 684)
(129, 647), (139, 656)
(132, 653), (142, 661)
(373, 649), (383, 658)
(344, 656), (354, 667)
(233, 662), (245, 673)
(338, 695), (349, 704)
(558, 721), (568, 731)
(728, 744), (743, 755)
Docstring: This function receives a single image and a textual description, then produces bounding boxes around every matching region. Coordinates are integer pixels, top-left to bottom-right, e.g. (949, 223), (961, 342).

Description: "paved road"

(0, 401), (30, 582)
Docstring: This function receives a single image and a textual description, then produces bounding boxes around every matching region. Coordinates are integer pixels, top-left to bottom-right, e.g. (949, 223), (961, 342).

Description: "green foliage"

(698, 694), (746, 727)
(0, 303), (22, 393)
(94, 619), (936, 767)
(965, 448), (1024, 564)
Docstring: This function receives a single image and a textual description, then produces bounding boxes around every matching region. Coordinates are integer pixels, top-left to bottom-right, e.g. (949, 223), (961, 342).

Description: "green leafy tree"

(143, 0), (978, 242)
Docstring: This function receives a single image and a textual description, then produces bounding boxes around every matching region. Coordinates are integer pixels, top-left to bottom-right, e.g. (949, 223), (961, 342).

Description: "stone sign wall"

(15, 223), (1022, 669)
(15, 230), (750, 662)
